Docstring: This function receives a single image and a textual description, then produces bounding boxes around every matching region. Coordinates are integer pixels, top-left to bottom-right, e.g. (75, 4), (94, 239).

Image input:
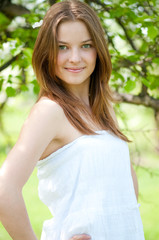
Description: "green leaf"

(148, 26), (158, 39)
(111, 72), (125, 82)
(150, 79), (159, 89)
(127, 54), (140, 62)
(142, 78), (150, 88)
(31, 80), (40, 94)
(147, 74), (159, 89)
(118, 34), (126, 40)
(8, 74), (12, 83)
(21, 85), (29, 92)
(0, 79), (3, 91)
(140, 42), (148, 52)
(109, 6), (124, 18)
(0, 13), (10, 28)
(23, 48), (33, 60)
(33, 84), (40, 94)
(6, 87), (16, 97)
(153, 58), (159, 64)
(124, 80), (136, 92)
(16, 75), (22, 80)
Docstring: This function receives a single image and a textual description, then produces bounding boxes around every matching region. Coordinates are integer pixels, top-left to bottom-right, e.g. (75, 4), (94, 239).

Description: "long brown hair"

(32, 0), (130, 142)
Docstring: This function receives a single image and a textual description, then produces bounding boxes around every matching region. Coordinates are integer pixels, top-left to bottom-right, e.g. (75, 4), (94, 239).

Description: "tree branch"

(114, 92), (159, 111)
(1, 2), (30, 19)
(49, 0), (56, 6)
(116, 17), (138, 51)
(0, 53), (21, 72)
(85, 0), (139, 52)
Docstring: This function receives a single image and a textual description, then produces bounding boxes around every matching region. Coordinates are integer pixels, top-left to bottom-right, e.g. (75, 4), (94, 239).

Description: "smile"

(65, 67), (85, 73)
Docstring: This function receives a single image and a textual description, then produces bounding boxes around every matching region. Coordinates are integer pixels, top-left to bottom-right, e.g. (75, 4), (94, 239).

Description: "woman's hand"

(70, 234), (91, 240)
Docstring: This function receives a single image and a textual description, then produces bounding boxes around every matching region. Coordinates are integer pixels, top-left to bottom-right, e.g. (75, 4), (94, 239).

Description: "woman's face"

(55, 20), (97, 91)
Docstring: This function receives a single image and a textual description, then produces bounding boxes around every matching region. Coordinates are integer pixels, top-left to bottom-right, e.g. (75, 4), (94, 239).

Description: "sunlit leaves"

(22, 48), (33, 68)
(0, 78), (3, 91)
(21, 84), (29, 92)
(6, 87), (16, 97)
(0, 0), (159, 100)
(0, 13), (10, 30)
(147, 26), (158, 40)
(31, 80), (40, 94)
(124, 79), (136, 92)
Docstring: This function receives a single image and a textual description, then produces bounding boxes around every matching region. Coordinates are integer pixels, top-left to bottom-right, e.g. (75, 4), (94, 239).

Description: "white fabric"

(36, 130), (145, 240)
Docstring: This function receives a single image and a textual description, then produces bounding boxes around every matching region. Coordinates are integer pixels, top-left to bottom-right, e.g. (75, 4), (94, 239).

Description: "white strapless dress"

(36, 130), (145, 240)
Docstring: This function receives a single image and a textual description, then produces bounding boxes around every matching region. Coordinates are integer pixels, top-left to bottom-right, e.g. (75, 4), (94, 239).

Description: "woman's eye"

(59, 45), (67, 50)
(82, 44), (91, 49)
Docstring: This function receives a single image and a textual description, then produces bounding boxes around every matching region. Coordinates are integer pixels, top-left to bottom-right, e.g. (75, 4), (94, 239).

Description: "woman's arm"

(130, 163), (138, 200)
(0, 98), (62, 240)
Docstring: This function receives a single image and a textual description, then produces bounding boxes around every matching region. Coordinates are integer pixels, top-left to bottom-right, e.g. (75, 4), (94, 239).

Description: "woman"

(0, 0), (145, 240)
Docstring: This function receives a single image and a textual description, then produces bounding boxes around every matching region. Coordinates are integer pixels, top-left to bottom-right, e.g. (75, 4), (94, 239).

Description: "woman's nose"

(69, 48), (81, 63)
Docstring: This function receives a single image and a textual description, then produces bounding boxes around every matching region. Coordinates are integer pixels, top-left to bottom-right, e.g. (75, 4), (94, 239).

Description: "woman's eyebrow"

(58, 41), (68, 44)
(81, 39), (93, 43)
(58, 39), (93, 44)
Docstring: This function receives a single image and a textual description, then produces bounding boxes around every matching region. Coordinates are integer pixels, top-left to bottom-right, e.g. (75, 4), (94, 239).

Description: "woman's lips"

(65, 67), (85, 73)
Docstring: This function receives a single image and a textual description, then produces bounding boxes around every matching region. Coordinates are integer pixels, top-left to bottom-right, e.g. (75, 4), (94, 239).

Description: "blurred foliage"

(0, 0), (159, 131)
(0, 0), (159, 101)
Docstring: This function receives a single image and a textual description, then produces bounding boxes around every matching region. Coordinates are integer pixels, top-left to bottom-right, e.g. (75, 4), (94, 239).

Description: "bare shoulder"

(27, 96), (64, 130)
(18, 96), (66, 145)
(31, 96), (64, 118)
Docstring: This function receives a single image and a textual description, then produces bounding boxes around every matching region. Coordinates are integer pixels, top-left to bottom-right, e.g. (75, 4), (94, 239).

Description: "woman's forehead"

(57, 20), (91, 42)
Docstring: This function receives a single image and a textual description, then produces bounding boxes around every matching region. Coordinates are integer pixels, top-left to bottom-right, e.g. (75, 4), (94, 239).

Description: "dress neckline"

(37, 130), (108, 166)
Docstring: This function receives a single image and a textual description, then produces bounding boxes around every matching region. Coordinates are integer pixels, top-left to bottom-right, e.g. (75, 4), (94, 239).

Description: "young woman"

(0, 0), (145, 240)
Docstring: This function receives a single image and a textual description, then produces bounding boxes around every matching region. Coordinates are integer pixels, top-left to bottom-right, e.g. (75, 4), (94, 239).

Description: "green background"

(0, 93), (159, 240)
